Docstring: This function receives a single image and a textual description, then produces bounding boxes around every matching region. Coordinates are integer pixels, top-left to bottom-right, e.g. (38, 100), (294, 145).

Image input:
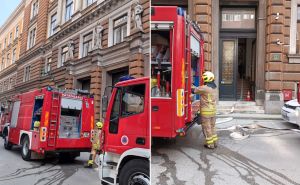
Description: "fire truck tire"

(21, 136), (31, 161)
(3, 131), (12, 150)
(119, 159), (149, 185)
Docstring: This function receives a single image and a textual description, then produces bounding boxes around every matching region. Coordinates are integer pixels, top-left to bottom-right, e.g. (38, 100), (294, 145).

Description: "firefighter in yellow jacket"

(192, 71), (218, 149)
(85, 121), (103, 168)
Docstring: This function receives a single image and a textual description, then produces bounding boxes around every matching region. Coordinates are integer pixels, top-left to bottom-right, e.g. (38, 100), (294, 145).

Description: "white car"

(281, 99), (300, 126)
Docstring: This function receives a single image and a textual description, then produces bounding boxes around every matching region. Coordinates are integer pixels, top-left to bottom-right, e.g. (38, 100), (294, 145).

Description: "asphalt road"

(0, 140), (99, 185)
(152, 118), (300, 185)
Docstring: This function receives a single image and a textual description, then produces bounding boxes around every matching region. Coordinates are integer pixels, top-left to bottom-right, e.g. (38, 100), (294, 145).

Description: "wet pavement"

(151, 118), (300, 185)
(0, 139), (99, 185)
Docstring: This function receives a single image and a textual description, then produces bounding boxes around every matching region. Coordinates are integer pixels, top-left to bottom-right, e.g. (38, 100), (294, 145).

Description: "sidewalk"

(217, 113), (282, 120)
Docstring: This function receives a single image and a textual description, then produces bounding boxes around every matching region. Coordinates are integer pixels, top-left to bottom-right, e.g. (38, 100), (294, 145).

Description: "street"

(152, 118), (300, 185)
(0, 140), (99, 185)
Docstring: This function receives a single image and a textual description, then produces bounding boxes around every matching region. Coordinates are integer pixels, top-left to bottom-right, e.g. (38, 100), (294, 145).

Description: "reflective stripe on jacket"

(194, 85), (217, 116)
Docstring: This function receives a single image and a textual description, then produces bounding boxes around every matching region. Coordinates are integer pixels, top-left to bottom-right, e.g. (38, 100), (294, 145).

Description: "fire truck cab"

(99, 77), (150, 185)
(2, 87), (94, 161)
(151, 6), (204, 138)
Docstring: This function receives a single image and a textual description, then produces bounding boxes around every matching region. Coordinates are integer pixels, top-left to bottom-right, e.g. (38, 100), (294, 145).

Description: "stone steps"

(217, 101), (265, 114)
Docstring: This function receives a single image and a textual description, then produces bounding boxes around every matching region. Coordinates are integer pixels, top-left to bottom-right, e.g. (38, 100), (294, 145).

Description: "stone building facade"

(153, 0), (300, 113)
(0, 0), (149, 121)
(0, 1), (25, 106)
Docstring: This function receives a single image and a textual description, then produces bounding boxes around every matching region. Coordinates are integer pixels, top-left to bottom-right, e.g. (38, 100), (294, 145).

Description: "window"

(15, 26), (19, 39)
(31, 1), (39, 18)
(8, 78), (13, 90)
(0, 83), (2, 92)
(121, 84), (145, 117)
(82, 32), (93, 57)
(113, 15), (128, 45)
(6, 53), (10, 66)
(86, 0), (94, 6)
(12, 49), (16, 63)
(65, 0), (74, 21)
(60, 46), (68, 67)
(4, 38), (6, 49)
(50, 13), (57, 36)
(9, 33), (12, 44)
(28, 27), (36, 49)
(43, 57), (51, 75)
(109, 89), (121, 134)
(297, 6), (300, 53)
(221, 8), (256, 29)
(1, 58), (4, 70)
(24, 66), (31, 82)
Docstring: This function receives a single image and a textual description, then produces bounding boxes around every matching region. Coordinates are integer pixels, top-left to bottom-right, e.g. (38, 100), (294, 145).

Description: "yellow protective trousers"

(201, 116), (218, 145)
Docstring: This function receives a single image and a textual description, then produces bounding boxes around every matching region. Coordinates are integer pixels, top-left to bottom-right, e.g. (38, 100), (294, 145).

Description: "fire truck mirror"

(102, 95), (108, 117)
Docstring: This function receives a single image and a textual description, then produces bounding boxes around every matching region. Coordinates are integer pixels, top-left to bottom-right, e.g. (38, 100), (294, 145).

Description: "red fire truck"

(2, 87), (94, 161)
(99, 77), (150, 185)
(151, 6), (204, 138)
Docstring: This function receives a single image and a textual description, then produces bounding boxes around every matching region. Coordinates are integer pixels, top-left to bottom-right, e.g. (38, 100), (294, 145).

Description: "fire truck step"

(102, 177), (114, 184)
(106, 161), (117, 166)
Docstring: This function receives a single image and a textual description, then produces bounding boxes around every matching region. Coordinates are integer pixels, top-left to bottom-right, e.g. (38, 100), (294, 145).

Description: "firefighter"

(33, 121), (40, 131)
(85, 121), (103, 168)
(192, 71), (218, 149)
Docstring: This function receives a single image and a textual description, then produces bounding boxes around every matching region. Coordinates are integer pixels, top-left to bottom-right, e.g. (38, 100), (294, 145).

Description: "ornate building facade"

(0, 0), (149, 120)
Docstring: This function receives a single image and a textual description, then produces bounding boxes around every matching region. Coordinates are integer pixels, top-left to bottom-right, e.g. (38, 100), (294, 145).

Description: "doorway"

(219, 37), (256, 100)
(219, 6), (257, 100)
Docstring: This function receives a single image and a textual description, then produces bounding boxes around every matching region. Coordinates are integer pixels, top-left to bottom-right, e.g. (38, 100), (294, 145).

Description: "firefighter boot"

(84, 154), (94, 168)
(204, 137), (215, 149)
(212, 134), (218, 148)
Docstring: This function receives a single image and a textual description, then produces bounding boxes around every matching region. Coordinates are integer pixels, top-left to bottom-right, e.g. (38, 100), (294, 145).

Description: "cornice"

(50, 0), (131, 44)
(0, 0), (25, 35)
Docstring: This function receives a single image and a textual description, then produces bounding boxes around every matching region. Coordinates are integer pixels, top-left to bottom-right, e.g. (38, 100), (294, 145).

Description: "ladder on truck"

(48, 92), (60, 147)
(184, 12), (190, 121)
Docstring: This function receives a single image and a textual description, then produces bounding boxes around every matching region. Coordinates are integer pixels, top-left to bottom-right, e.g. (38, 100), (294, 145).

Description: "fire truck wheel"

(3, 132), (12, 150)
(119, 159), (149, 185)
(21, 136), (31, 161)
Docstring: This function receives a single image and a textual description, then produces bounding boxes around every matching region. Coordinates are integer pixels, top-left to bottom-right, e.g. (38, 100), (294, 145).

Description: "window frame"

(81, 32), (93, 58)
(23, 65), (31, 82)
(27, 25), (37, 49)
(113, 14), (128, 45)
(108, 6), (131, 47)
(65, 0), (74, 22)
(120, 84), (145, 118)
(43, 57), (51, 75)
(12, 48), (16, 63)
(59, 45), (68, 67)
(31, 0), (39, 19)
(15, 26), (19, 39)
(50, 12), (57, 36)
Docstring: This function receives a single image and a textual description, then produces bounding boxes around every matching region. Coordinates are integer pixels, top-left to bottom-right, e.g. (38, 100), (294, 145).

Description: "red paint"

(151, 6), (204, 138)
(282, 89), (292, 101)
(102, 77), (150, 155)
(4, 87), (93, 155)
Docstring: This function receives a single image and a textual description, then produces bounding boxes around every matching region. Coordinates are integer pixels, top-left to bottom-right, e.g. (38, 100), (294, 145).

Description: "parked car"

(281, 99), (300, 126)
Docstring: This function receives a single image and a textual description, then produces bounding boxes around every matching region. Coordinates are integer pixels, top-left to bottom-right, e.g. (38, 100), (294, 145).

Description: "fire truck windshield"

(59, 98), (82, 138)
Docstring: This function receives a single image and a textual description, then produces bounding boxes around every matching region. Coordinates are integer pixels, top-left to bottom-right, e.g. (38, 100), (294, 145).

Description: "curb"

(216, 114), (282, 120)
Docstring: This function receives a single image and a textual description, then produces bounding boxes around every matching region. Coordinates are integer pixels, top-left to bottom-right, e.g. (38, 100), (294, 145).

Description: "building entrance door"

(219, 39), (237, 100)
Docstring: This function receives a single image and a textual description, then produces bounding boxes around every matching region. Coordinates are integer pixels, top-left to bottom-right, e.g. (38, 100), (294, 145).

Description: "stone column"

(90, 65), (102, 121)
(211, 0), (219, 101)
(194, 0), (212, 71)
(264, 0), (287, 113)
(256, 0), (267, 106)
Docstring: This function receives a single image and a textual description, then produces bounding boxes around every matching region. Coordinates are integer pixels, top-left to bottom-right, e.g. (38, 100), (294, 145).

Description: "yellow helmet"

(202, 71), (214, 83)
(96, 121), (103, 129)
(151, 78), (157, 87)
